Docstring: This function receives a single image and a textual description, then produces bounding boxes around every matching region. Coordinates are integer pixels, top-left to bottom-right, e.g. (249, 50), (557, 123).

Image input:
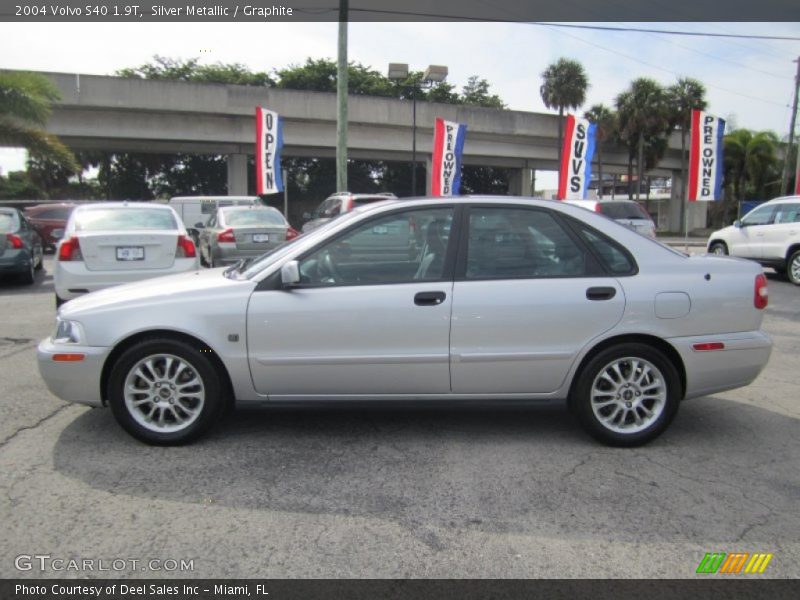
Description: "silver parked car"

(197, 206), (298, 268)
(38, 197), (772, 447)
(53, 202), (200, 307)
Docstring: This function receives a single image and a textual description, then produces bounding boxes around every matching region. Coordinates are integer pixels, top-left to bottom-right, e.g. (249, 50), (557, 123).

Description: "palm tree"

(540, 58), (589, 164)
(615, 78), (671, 200)
(667, 77), (707, 234)
(0, 71), (77, 171)
(584, 104), (615, 198)
(724, 129), (779, 202)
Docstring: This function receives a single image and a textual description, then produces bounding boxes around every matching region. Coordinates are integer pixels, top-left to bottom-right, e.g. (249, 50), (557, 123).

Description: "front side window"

(465, 207), (587, 279)
(298, 207), (454, 286)
(742, 204), (775, 226)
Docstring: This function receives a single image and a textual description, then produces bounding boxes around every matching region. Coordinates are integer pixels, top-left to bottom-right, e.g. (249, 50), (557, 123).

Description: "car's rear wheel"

(709, 242), (728, 255)
(570, 343), (681, 446)
(788, 250), (800, 286)
(108, 338), (224, 445)
(20, 254), (35, 285)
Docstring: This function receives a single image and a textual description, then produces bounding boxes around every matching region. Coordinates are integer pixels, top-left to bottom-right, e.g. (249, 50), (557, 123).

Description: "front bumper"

(37, 338), (110, 407)
(669, 330), (773, 399)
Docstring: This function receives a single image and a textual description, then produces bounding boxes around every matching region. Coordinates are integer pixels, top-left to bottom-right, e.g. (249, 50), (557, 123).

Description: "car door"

(761, 202), (800, 261)
(730, 204), (776, 258)
(247, 205), (457, 397)
(449, 205), (626, 395)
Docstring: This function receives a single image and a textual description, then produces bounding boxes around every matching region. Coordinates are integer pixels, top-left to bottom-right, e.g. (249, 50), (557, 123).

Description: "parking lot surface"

(1, 256), (798, 578)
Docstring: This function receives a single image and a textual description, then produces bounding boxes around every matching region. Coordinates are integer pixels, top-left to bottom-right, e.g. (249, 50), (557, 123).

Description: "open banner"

(557, 115), (596, 200)
(255, 107), (284, 195)
(688, 110), (725, 201)
(431, 117), (467, 197)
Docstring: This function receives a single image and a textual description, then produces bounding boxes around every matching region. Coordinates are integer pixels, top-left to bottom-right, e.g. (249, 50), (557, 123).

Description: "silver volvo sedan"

(38, 197), (772, 446)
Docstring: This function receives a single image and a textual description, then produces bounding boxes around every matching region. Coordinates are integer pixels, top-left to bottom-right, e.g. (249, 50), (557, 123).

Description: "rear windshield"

(74, 208), (178, 231)
(352, 196), (391, 206)
(0, 212), (19, 232)
(223, 209), (285, 227)
(599, 202), (651, 220)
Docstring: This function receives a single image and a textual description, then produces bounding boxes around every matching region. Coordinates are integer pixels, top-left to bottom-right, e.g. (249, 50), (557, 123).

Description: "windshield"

(73, 208), (178, 231)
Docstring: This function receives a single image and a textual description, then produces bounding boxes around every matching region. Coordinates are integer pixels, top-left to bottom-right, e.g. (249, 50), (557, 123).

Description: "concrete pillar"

(227, 153), (248, 196)
(425, 157), (432, 196)
(668, 171), (684, 233)
(508, 168), (534, 196)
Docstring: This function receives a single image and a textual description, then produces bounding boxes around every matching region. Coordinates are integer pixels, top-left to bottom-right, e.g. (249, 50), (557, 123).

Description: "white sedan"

(54, 202), (200, 307)
(38, 197), (772, 446)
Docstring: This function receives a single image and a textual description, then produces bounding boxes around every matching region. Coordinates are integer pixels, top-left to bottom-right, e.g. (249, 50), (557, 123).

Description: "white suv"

(707, 196), (800, 285)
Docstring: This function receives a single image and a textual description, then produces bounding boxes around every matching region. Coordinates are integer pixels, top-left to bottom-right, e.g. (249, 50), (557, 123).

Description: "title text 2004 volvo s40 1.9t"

(38, 197), (772, 447)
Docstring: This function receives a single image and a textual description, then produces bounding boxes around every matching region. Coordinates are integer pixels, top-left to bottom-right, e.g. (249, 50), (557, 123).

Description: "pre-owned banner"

(431, 117), (467, 196)
(557, 115), (596, 200)
(255, 107), (284, 195)
(688, 110), (725, 201)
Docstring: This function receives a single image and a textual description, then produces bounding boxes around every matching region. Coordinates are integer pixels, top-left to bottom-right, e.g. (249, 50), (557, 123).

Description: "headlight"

(53, 318), (84, 345)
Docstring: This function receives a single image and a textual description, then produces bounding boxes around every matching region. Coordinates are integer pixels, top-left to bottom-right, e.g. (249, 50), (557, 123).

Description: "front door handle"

(414, 291), (446, 306)
(586, 287), (617, 301)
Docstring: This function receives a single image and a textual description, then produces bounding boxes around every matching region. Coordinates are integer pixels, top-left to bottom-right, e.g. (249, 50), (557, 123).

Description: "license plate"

(252, 234), (270, 243)
(116, 246), (144, 261)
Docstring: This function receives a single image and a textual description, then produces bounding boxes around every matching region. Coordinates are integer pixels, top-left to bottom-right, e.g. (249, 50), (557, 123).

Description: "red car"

(24, 203), (77, 251)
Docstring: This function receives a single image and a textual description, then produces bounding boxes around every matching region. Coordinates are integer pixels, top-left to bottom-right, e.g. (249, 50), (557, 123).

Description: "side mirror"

(194, 222), (205, 229)
(280, 260), (300, 287)
(51, 228), (64, 240)
(734, 220), (742, 228)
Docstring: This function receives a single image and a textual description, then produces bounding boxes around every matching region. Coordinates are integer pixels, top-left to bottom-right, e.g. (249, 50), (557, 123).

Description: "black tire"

(107, 338), (225, 445)
(569, 343), (681, 447)
(709, 241), (728, 256)
(787, 250), (800, 286)
(20, 254), (35, 285)
(34, 246), (44, 271)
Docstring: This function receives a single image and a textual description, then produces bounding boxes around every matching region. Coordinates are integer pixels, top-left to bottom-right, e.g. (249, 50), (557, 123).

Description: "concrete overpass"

(12, 70), (697, 230)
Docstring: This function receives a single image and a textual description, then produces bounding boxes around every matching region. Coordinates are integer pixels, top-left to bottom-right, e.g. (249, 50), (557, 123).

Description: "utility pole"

(336, 0), (348, 192)
(781, 57), (800, 196)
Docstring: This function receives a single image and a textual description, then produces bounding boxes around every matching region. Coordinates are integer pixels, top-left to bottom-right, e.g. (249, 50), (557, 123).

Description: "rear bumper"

(0, 249), (29, 273)
(669, 330), (772, 399)
(54, 258), (199, 299)
(37, 338), (109, 407)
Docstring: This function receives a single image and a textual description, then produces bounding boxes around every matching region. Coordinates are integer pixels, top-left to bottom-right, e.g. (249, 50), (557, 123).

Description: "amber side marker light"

(52, 353), (86, 362)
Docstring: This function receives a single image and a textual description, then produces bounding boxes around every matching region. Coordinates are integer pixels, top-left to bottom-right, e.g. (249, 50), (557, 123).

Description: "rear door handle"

(586, 287), (617, 301)
(414, 291), (446, 306)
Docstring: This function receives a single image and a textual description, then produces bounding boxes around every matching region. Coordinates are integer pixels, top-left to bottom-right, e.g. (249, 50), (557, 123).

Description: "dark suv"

(301, 192), (397, 233)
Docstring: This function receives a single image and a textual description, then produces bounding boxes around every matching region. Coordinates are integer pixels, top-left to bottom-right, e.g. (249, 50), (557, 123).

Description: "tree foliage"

(540, 58), (589, 162)
(117, 56), (273, 86)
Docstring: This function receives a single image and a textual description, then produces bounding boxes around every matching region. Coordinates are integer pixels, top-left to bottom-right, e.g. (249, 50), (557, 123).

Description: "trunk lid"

(77, 231), (179, 271)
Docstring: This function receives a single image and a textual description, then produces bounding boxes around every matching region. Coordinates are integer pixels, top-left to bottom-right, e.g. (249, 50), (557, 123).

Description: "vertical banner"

(688, 110), (725, 201)
(431, 117), (467, 197)
(557, 115), (596, 200)
(255, 106), (284, 195)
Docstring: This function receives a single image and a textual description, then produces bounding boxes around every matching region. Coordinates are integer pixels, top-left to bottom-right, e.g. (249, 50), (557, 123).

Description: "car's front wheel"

(108, 338), (224, 445)
(709, 241), (728, 255)
(570, 343), (681, 446)
(787, 250), (800, 286)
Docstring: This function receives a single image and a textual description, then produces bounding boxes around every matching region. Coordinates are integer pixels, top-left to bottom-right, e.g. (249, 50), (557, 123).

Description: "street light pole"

(388, 63), (448, 196)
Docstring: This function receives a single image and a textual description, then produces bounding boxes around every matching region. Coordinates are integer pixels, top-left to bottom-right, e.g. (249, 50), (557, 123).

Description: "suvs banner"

(431, 117), (467, 196)
(255, 107), (284, 195)
(688, 110), (725, 201)
(557, 115), (596, 200)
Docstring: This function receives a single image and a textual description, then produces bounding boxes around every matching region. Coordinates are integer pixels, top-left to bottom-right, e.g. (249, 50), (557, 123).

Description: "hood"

(60, 267), (255, 317)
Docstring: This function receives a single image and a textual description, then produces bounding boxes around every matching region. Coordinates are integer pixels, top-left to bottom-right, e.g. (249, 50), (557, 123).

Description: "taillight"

(6, 234), (24, 249)
(176, 235), (196, 258)
(754, 273), (768, 309)
(58, 236), (83, 261)
(286, 226), (300, 241)
(217, 228), (236, 243)
(594, 204), (603, 213)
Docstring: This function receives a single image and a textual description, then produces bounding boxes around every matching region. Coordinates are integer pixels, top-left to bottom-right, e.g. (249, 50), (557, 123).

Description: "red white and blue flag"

(431, 117), (467, 197)
(688, 110), (725, 202)
(255, 106), (284, 195)
(557, 115), (596, 200)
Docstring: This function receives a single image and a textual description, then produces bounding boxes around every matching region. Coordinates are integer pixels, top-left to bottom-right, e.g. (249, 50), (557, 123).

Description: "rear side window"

(774, 203), (800, 224)
(465, 207), (587, 279)
(74, 208), (178, 231)
(599, 202), (651, 220)
(578, 226), (637, 275)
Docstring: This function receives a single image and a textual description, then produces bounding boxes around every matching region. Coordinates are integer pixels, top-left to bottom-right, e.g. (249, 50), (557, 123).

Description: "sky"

(1, 20), (799, 183)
